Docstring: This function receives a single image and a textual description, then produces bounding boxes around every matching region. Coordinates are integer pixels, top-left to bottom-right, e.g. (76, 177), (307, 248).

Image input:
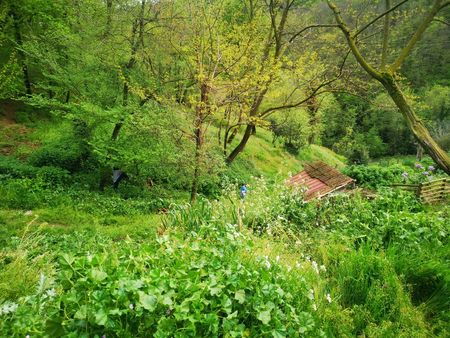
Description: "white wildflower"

(287, 265), (292, 272)
(326, 293), (332, 303)
(308, 289), (314, 300)
(276, 255), (280, 262)
(312, 303), (317, 311)
(311, 261), (319, 274)
(295, 261), (302, 269)
(46, 288), (56, 298)
(320, 265), (327, 272)
(0, 302), (18, 315)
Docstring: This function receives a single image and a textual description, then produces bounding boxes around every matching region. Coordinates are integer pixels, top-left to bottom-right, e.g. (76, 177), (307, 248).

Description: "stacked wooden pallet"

(391, 178), (449, 204)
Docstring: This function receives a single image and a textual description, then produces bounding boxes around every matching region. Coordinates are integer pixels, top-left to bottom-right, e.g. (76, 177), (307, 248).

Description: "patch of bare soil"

(0, 100), (22, 124)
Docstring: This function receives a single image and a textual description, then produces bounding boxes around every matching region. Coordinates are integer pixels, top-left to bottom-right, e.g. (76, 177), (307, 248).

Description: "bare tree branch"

(433, 18), (450, 26)
(381, 0), (391, 69)
(391, 0), (446, 72)
(289, 24), (339, 43)
(327, 1), (383, 81)
(355, 0), (410, 37)
(260, 49), (350, 117)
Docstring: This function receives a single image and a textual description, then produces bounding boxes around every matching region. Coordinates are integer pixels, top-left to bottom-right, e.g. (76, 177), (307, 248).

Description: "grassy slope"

(223, 127), (346, 182)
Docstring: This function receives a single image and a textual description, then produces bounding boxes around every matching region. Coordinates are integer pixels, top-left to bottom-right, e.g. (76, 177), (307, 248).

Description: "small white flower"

(287, 265), (292, 272)
(275, 255), (280, 262)
(308, 289), (314, 300)
(295, 261), (301, 269)
(0, 302), (18, 315)
(311, 261), (319, 274)
(46, 289), (56, 298)
(326, 293), (332, 303)
(312, 303), (317, 311)
(129, 303), (134, 310)
(320, 265), (327, 272)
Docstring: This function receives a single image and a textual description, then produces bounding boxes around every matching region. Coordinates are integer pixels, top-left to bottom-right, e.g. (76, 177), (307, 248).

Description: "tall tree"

(327, 0), (450, 174)
(224, 0), (347, 164)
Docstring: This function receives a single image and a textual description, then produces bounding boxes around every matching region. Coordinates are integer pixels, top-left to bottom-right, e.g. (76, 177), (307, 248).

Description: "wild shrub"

(343, 164), (405, 188)
(28, 140), (88, 172)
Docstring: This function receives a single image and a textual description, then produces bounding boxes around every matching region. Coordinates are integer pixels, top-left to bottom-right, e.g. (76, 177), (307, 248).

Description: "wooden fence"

(391, 178), (450, 204)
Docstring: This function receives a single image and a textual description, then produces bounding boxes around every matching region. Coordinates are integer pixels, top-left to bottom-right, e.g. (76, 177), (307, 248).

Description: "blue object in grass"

(240, 184), (248, 199)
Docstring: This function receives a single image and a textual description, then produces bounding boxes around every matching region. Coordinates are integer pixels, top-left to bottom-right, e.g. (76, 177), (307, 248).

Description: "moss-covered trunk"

(380, 74), (450, 174)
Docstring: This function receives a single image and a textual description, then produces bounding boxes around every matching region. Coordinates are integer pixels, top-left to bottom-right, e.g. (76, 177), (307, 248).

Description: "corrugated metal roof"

(287, 161), (354, 200)
(304, 161), (354, 188)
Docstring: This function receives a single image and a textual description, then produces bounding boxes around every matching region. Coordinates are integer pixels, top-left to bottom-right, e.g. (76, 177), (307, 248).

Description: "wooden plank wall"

(391, 178), (449, 204)
(419, 178), (450, 204)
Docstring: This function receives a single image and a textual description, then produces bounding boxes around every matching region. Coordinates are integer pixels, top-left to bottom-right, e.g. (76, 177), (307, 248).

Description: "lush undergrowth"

(1, 173), (449, 337)
(1, 116), (448, 337)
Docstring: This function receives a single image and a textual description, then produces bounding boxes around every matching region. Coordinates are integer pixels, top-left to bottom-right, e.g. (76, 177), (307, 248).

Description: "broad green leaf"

(162, 295), (173, 307)
(90, 268), (107, 282)
(139, 291), (157, 312)
(272, 329), (286, 338)
(234, 289), (246, 304)
(74, 305), (88, 319)
(94, 309), (108, 326)
(257, 310), (271, 325)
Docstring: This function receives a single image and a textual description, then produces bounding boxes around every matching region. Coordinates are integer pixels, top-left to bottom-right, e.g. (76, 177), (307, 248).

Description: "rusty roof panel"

(287, 161), (354, 200)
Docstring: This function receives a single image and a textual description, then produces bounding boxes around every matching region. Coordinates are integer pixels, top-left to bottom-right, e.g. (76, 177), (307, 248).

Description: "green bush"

(28, 142), (84, 172)
(343, 164), (405, 188)
(0, 156), (39, 178)
(0, 156), (71, 186)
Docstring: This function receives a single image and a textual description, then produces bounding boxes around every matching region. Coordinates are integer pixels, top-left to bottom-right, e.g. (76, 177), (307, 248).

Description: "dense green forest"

(0, 0), (449, 337)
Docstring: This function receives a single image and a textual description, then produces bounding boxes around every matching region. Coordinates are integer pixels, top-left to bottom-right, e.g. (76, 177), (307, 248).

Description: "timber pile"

(391, 178), (450, 204)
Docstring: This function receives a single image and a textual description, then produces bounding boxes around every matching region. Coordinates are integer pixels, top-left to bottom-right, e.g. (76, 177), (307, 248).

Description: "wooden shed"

(287, 161), (354, 201)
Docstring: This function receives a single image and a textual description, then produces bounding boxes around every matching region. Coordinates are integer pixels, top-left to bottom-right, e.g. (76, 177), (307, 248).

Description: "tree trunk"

(225, 124), (254, 164)
(104, 0), (113, 36)
(190, 126), (202, 203)
(416, 144), (423, 161)
(380, 73), (450, 174)
(190, 82), (209, 202)
(306, 96), (320, 144)
(10, 6), (32, 96)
